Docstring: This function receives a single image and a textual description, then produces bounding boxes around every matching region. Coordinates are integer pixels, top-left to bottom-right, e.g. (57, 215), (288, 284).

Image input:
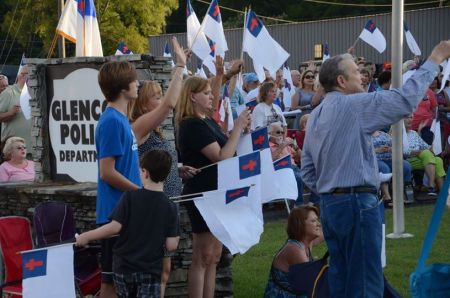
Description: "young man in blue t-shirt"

(96, 61), (142, 298)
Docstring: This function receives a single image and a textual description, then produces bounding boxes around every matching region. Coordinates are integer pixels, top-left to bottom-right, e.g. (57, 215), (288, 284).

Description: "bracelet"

(176, 64), (185, 68)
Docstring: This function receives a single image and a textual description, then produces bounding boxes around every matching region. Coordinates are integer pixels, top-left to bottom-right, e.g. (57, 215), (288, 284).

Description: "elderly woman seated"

(268, 122), (303, 205)
(404, 115), (445, 196)
(0, 137), (35, 182)
(264, 205), (324, 297)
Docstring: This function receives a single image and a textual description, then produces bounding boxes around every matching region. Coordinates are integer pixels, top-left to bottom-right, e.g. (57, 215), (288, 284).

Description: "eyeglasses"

(273, 130), (283, 135)
(16, 145), (26, 150)
(304, 75), (314, 79)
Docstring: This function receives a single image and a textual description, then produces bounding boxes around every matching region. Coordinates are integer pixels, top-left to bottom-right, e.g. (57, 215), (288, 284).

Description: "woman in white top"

(251, 81), (287, 131)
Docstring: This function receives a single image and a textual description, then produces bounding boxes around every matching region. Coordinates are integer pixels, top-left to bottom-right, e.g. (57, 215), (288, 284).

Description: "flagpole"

(240, 7), (248, 61)
(351, 37), (359, 50)
(188, 0), (213, 52)
(18, 242), (74, 254)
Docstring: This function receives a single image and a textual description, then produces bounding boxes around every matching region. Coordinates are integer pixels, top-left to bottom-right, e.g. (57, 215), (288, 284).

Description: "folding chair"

(0, 216), (33, 298)
(33, 202), (101, 297)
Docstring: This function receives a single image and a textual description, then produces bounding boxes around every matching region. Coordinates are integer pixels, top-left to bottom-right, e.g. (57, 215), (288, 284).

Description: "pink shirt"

(0, 160), (35, 182)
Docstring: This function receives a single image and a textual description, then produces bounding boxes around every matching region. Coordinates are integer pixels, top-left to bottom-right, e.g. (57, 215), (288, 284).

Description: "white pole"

(387, 0), (413, 239)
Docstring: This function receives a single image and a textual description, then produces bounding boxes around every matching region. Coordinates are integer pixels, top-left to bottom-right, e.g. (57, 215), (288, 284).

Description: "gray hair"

(319, 53), (354, 92)
(268, 121), (283, 134)
(2, 137), (25, 160)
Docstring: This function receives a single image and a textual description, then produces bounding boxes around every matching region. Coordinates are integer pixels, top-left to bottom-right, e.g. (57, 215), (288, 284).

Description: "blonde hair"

(175, 76), (210, 127)
(3, 137), (25, 160)
(299, 114), (310, 130)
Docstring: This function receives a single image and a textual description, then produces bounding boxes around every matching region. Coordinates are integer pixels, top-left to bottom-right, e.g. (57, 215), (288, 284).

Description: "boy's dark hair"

(98, 61), (137, 102)
(140, 150), (172, 183)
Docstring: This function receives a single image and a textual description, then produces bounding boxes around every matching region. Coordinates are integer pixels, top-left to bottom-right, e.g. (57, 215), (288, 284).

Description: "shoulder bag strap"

(417, 168), (450, 271)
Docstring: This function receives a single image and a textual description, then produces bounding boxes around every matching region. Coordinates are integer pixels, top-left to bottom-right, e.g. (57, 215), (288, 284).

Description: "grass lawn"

(232, 204), (450, 297)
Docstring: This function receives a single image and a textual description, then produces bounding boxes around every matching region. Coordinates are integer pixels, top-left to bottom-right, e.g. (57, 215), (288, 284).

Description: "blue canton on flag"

(116, 42), (131, 54)
(208, 38), (216, 57)
(77, 0), (96, 17)
(274, 155), (292, 171)
(324, 43), (329, 56)
(251, 127), (269, 151)
(208, 0), (221, 23)
(246, 98), (258, 111)
(246, 11), (263, 38)
(225, 186), (251, 204)
(239, 151), (261, 179)
(22, 249), (47, 279)
(364, 20), (376, 33)
(186, 0), (194, 17)
(164, 41), (171, 56)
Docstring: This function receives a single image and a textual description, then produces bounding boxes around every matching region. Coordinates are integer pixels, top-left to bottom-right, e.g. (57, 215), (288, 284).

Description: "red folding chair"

(0, 216), (33, 298)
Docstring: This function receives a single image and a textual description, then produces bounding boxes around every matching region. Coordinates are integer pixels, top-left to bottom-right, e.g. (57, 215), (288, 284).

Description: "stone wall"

(0, 55), (233, 297)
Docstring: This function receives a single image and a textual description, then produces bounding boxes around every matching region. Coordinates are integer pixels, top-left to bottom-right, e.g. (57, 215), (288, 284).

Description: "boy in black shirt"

(76, 150), (180, 297)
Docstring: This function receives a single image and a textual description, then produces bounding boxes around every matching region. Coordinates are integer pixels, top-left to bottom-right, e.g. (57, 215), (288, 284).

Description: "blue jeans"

(320, 193), (383, 297)
(377, 159), (412, 183)
(292, 165), (303, 204)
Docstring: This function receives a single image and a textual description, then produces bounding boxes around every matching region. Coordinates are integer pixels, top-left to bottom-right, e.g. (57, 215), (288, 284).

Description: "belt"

(324, 186), (378, 195)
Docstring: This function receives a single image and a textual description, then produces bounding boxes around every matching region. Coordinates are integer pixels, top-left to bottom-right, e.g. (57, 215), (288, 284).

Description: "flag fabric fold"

(194, 185), (263, 254)
(202, 0), (228, 57)
(236, 127), (269, 156)
(22, 243), (76, 298)
(358, 20), (386, 54)
(187, 0), (211, 61)
(269, 155), (298, 203)
(76, 0), (103, 57)
(243, 10), (290, 83)
(282, 62), (295, 110)
(20, 81), (31, 120)
(56, 0), (77, 43)
(194, 60), (208, 79)
(322, 43), (330, 62)
(404, 22), (421, 56)
(219, 85), (234, 131)
(202, 38), (217, 75)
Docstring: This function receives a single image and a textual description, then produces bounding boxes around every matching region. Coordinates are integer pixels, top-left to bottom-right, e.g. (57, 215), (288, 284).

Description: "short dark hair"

(98, 61), (137, 102)
(319, 53), (353, 93)
(377, 71), (391, 86)
(140, 150), (172, 183)
(286, 205), (320, 241)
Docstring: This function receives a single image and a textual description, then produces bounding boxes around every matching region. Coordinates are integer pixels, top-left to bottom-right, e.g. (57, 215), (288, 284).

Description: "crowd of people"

(2, 36), (450, 297)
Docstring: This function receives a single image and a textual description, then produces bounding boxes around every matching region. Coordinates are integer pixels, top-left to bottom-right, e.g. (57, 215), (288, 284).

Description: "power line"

(0, 0), (21, 66)
(303, 0), (443, 7)
(193, 0), (295, 23)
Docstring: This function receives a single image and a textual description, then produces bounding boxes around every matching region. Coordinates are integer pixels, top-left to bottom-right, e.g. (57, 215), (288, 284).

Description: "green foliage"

(0, 0), (178, 58)
(233, 205), (450, 297)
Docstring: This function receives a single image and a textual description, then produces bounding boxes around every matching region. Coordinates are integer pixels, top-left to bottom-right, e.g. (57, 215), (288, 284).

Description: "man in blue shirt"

(96, 61), (142, 298)
(301, 41), (450, 297)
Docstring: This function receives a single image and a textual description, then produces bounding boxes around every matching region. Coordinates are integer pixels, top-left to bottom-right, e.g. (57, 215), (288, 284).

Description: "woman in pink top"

(0, 137), (34, 182)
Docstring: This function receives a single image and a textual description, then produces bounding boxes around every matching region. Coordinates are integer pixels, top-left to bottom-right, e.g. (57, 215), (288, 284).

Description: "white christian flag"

(439, 60), (450, 93)
(217, 149), (274, 212)
(322, 43), (330, 62)
(243, 10), (289, 82)
(115, 41), (133, 55)
(404, 22), (421, 56)
(163, 41), (176, 68)
(219, 85), (234, 131)
(56, 0), (77, 43)
(203, 38), (217, 75)
(282, 62), (295, 110)
(431, 119), (443, 155)
(22, 243), (76, 298)
(19, 81), (32, 120)
(359, 20), (386, 54)
(236, 126), (269, 156)
(187, 0), (210, 61)
(269, 155), (298, 203)
(202, 0), (228, 57)
(76, 0), (103, 57)
(194, 185), (263, 254)
(194, 60), (208, 79)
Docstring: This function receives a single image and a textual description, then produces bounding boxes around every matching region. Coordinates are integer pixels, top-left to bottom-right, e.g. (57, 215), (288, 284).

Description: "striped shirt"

(300, 60), (439, 194)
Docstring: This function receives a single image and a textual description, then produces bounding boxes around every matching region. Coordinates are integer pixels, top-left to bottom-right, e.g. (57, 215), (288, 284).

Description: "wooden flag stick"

(170, 184), (256, 203)
(188, 0), (213, 52)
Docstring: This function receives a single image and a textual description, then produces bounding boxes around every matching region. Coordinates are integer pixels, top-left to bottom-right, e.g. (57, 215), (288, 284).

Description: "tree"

(0, 0), (178, 61)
